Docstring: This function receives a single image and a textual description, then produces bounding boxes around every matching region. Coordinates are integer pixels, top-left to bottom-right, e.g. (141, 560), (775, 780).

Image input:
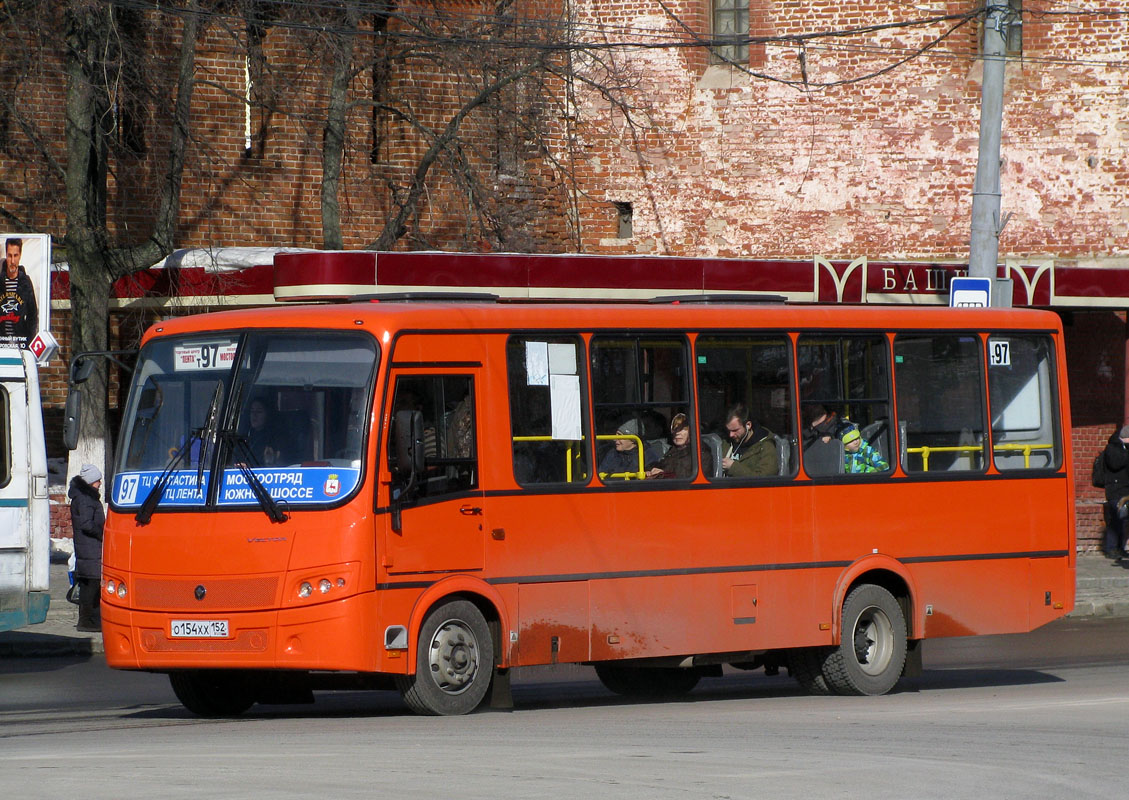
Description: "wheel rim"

(851, 605), (893, 676)
(426, 618), (481, 695)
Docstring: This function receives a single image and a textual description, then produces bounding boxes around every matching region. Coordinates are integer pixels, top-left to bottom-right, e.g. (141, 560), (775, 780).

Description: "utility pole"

(968, 4), (1014, 282)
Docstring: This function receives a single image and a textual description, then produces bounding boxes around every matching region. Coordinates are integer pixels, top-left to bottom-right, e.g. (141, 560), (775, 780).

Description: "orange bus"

(92, 295), (1074, 715)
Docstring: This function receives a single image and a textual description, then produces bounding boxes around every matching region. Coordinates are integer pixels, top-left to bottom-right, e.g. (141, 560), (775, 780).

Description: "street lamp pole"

(968, 4), (1015, 284)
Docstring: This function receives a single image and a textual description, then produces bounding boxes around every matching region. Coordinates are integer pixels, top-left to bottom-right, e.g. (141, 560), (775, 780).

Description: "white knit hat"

(78, 464), (102, 484)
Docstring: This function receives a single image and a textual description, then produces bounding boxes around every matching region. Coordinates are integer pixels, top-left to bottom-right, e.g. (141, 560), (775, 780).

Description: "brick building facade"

(2, 1), (1127, 547)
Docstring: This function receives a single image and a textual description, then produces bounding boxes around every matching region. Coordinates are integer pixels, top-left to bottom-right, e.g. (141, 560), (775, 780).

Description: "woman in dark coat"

(69, 463), (105, 632)
(1102, 425), (1129, 560)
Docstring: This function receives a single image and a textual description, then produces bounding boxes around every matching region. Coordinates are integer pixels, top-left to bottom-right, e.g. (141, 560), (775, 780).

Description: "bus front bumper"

(100, 592), (395, 674)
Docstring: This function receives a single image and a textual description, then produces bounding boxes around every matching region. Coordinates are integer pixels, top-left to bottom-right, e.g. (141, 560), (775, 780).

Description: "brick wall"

(564, 1), (1129, 259)
(1066, 310), (1128, 550)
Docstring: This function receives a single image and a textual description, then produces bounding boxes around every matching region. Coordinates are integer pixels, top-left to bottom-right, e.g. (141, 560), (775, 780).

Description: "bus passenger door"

(384, 372), (486, 574)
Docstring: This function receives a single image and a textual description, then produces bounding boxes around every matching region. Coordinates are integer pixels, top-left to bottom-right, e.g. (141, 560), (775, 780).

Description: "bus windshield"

(111, 330), (378, 511)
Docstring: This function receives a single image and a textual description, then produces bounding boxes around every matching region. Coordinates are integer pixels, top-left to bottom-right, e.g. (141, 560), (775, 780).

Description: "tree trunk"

(321, 1), (361, 250)
(64, 1), (113, 479)
(62, 1), (200, 482)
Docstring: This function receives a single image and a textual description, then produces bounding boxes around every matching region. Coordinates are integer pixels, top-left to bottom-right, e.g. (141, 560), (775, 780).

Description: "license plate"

(170, 619), (229, 638)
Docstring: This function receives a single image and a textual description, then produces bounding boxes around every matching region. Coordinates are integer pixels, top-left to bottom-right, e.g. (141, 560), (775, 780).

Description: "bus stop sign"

(949, 277), (992, 308)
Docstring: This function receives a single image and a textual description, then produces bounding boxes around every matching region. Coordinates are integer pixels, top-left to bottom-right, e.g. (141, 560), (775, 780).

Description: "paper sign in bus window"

(548, 342), (576, 376)
(525, 341), (548, 386)
(550, 374), (582, 440)
(988, 339), (1010, 367)
(173, 342), (238, 371)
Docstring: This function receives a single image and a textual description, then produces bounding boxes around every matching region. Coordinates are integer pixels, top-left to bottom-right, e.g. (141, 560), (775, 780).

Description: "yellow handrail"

(512, 435), (582, 482)
(994, 442), (1053, 469)
(512, 433), (648, 480)
(905, 444), (982, 472)
(907, 442), (1054, 471)
(595, 434), (646, 480)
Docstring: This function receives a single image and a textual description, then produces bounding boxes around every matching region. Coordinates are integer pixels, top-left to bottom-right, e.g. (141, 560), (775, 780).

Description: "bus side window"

(696, 334), (795, 479)
(591, 335), (690, 482)
(894, 334), (986, 473)
(390, 375), (477, 497)
(988, 334), (1061, 471)
(506, 336), (589, 485)
(797, 334), (892, 477)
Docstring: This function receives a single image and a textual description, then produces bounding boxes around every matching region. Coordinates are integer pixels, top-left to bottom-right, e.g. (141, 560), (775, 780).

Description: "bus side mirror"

(63, 390), (82, 451)
(70, 356), (94, 385)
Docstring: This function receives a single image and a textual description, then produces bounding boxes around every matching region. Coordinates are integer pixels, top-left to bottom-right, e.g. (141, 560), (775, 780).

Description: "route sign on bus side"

(949, 277), (993, 308)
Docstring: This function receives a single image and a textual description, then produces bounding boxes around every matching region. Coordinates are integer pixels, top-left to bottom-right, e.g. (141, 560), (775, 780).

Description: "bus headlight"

(285, 563), (358, 606)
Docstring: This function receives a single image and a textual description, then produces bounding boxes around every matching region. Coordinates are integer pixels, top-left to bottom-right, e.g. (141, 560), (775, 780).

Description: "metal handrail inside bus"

(905, 444), (983, 472)
(907, 442), (1054, 471)
(511, 434), (648, 481)
(993, 442), (1054, 469)
(595, 434), (646, 480)
(512, 435), (581, 482)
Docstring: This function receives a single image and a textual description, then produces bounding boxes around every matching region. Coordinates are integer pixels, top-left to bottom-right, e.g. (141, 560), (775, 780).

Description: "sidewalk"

(4, 555), (1129, 659)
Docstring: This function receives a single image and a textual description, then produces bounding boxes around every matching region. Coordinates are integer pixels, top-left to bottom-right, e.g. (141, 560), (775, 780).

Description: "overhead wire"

(99, 0), (1129, 75)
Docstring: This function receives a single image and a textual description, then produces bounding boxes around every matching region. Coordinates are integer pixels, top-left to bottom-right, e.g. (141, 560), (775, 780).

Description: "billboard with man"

(0, 233), (50, 349)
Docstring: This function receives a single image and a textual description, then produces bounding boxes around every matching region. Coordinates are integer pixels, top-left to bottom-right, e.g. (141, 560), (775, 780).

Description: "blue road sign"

(949, 276), (993, 308)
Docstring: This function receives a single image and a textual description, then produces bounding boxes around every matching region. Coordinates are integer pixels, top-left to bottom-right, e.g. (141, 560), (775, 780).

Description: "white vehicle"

(0, 348), (50, 632)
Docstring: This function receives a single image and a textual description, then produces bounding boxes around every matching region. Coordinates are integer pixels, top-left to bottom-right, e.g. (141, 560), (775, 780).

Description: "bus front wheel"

(822, 584), (907, 696)
(396, 599), (493, 716)
(169, 670), (256, 717)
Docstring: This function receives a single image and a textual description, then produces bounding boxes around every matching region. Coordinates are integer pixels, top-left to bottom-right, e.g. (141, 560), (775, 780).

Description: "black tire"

(788, 647), (834, 695)
(822, 584), (907, 696)
(169, 670), (256, 717)
(396, 599), (493, 716)
(595, 664), (700, 698)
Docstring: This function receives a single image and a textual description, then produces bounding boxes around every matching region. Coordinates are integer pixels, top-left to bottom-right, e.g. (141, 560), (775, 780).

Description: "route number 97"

(988, 339), (1010, 367)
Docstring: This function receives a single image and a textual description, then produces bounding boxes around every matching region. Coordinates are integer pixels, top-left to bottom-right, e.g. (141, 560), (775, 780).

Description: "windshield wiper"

(197, 382), (223, 490)
(224, 431), (289, 523)
(135, 428), (203, 525)
(135, 381), (222, 525)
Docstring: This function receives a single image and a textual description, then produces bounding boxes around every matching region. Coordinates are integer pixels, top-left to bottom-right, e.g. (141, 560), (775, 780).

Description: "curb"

(0, 631), (103, 658)
(1068, 598), (1129, 618)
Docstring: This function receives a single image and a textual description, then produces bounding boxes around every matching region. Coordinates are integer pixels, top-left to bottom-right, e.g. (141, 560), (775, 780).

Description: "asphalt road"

(3, 617), (1128, 799)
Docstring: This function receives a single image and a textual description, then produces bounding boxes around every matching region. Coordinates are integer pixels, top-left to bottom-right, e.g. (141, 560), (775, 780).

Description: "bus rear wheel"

(396, 599), (493, 716)
(169, 670), (256, 717)
(595, 664), (701, 698)
(822, 584), (907, 696)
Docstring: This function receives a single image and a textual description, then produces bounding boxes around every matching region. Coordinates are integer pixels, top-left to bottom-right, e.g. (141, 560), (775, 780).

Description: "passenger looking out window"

(842, 426), (888, 474)
(803, 403), (852, 447)
(721, 404), (777, 477)
(599, 418), (662, 479)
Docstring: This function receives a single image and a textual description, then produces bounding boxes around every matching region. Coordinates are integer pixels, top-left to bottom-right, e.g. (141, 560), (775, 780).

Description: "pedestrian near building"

(1102, 425), (1129, 560)
(69, 463), (105, 632)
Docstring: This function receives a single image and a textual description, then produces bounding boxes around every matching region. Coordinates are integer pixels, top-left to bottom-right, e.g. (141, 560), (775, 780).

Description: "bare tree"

(61, 1), (200, 474)
(239, 0), (645, 253)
